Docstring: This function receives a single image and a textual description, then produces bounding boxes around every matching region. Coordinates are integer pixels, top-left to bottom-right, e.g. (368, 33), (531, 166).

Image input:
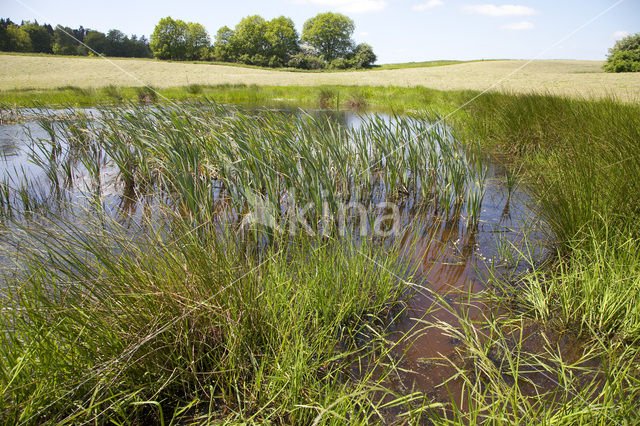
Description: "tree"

(213, 26), (235, 61)
(604, 33), (640, 73)
(84, 30), (108, 55)
(266, 16), (300, 66)
(126, 35), (153, 58)
(150, 17), (210, 61)
(150, 17), (188, 60)
(232, 15), (269, 59)
(53, 25), (84, 55)
(352, 43), (376, 68)
(0, 19), (10, 51)
(302, 12), (355, 62)
(21, 21), (53, 53)
(184, 23), (210, 60)
(5, 25), (31, 52)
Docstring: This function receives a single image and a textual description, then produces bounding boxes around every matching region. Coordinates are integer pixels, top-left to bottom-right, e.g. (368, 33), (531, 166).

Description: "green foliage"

(213, 16), (301, 67)
(0, 210), (412, 423)
(150, 17), (210, 61)
(21, 22), (53, 53)
(212, 25), (234, 61)
(103, 84), (124, 101)
(329, 57), (352, 69)
(82, 30), (152, 58)
(84, 30), (107, 54)
(150, 17), (188, 60)
(604, 33), (640, 73)
(52, 25), (84, 55)
(232, 15), (269, 58)
(0, 19), (149, 58)
(302, 12), (355, 62)
(0, 14), (374, 68)
(287, 53), (327, 69)
(135, 86), (158, 104)
(465, 93), (640, 244)
(185, 83), (203, 94)
(266, 16), (300, 64)
(5, 25), (32, 52)
(184, 22), (210, 60)
(352, 43), (376, 68)
(604, 49), (640, 72)
(0, 102), (488, 422)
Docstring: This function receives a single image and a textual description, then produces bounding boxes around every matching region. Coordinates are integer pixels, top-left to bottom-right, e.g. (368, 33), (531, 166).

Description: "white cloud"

(612, 30), (630, 40)
(359, 31), (369, 36)
(413, 0), (444, 11)
(302, 0), (387, 13)
(463, 4), (537, 16)
(501, 21), (534, 30)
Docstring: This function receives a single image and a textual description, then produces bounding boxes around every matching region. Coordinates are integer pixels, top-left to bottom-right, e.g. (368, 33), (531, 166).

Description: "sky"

(3, 0), (639, 64)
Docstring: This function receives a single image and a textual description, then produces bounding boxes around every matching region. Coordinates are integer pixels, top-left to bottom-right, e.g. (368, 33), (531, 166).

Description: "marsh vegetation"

(0, 92), (639, 424)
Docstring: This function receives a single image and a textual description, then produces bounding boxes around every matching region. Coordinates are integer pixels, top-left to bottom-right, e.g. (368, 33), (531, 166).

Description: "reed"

(17, 101), (486, 234)
(0, 205), (426, 423)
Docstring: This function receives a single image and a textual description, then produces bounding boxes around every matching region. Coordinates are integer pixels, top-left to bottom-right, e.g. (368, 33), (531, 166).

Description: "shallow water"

(0, 106), (547, 407)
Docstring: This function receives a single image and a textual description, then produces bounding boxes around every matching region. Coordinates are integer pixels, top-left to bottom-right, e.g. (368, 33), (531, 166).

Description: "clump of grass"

(427, 91), (640, 423)
(185, 83), (203, 95)
(317, 87), (336, 108)
(0, 206), (420, 423)
(103, 84), (124, 102)
(136, 85), (158, 104)
(464, 93), (640, 244)
(345, 91), (369, 111)
(1, 101), (488, 422)
(56, 85), (96, 98)
(21, 101), (485, 233)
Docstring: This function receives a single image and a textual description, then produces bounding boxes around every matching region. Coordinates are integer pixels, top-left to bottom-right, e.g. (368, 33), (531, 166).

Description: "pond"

(0, 102), (548, 412)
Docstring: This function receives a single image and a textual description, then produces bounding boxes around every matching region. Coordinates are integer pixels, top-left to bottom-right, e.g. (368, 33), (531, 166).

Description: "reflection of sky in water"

(0, 122), (47, 182)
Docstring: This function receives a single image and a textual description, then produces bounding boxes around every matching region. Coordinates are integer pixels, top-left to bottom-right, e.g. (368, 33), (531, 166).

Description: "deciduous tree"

(185, 22), (210, 60)
(266, 16), (300, 66)
(605, 33), (640, 73)
(302, 12), (355, 62)
(21, 21), (52, 53)
(150, 17), (188, 60)
(5, 24), (31, 52)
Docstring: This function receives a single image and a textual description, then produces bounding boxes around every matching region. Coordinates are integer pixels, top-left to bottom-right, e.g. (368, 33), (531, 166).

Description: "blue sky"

(3, 0), (639, 63)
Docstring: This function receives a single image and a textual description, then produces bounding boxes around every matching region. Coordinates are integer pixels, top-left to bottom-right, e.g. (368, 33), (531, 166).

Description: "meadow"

(1, 53), (640, 101)
(0, 58), (640, 423)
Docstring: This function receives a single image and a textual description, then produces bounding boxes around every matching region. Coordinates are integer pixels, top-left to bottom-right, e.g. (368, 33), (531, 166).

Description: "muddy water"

(0, 107), (547, 407)
(379, 151), (547, 408)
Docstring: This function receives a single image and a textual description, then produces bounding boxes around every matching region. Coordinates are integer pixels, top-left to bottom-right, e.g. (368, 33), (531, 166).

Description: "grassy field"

(1, 53), (639, 101)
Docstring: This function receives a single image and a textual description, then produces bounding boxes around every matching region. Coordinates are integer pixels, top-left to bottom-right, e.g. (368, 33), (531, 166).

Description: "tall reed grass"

(0, 101), (488, 423)
(0, 205), (429, 423)
(18, 101), (487, 235)
(423, 92), (640, 423)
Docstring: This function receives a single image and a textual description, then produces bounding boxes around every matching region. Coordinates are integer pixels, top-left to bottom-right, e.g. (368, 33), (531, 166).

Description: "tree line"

(0, 18), (152, 58)
(151, 13), (376, 69)
(0, 12), (376, 70)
